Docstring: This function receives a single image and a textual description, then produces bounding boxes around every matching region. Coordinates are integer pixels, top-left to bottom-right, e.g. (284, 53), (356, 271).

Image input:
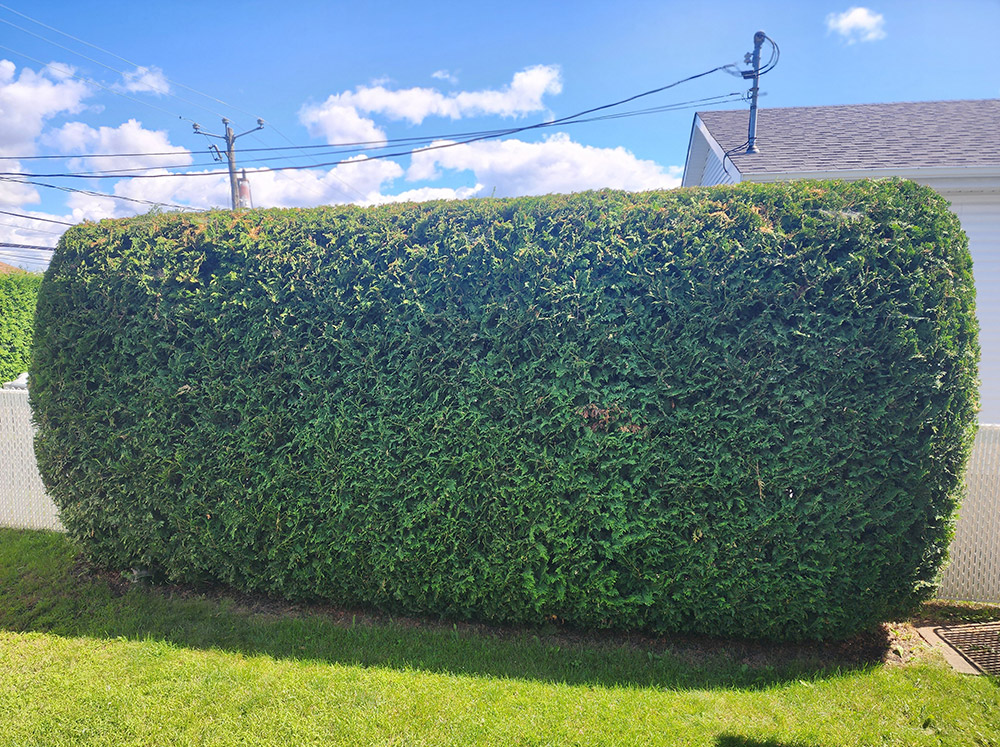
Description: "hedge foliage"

(31, 180), (978, 640)
(0, 270), (42, 383)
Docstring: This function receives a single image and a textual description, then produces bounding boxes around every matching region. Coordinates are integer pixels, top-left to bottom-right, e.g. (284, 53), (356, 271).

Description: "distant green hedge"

(0, 271), (42, 382)
(31, 180), (978, 640)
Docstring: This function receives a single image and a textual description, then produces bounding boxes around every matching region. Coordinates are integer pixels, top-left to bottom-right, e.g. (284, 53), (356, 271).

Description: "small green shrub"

(0, 270), (43, 382)
(30, 180), (979, 640)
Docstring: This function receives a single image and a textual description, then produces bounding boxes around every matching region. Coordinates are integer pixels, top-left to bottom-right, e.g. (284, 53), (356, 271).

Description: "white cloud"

(373, 184), (482, 205)
(107, 169), (231, 215)
(826, 7), (887, 43)
(23, 58), (678, 229)
(65, 190), (130, 221)
(0, 181), (39, 206)
(299, 101), (388, 146)
(47, 118), (192, 172)
(406, 133), (682, 197)
(431, 69), (458, 85)
(0, 158), (39, 205)
(43, 62), (75, 81)
(0, 205), (73, 271)
(356, 64), (561, 123)
(238, 158), (404, 208)
(0, 59), (90, 158)
(118, 65), (171, 95)
(0, 208), (63, 245)
(101, 156), (404, 215)
(299, 65), (562, 144)
(0, 59), (92, 214)
(102, 133), (679, 216)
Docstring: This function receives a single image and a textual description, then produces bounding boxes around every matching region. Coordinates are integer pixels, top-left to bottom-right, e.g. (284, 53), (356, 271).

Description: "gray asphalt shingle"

(698, 99), (1000, 174)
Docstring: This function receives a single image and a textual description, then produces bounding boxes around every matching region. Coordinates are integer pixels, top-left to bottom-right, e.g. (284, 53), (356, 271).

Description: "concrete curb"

(916, 626), (982, 675)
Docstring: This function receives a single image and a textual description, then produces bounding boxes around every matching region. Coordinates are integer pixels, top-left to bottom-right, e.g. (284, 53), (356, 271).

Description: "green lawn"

(1, 528), (997, 746)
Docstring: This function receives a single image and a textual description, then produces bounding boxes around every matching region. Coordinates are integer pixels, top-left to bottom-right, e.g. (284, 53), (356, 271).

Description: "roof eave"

(682, 114), (743, 186)
(680, 114), (702, 187)
(737, 164), (1000, 192)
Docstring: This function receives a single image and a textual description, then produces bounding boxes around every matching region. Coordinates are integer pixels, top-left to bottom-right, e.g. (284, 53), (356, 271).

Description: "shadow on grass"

(0, 528), (892, 692)
(716, 737), (820, 747)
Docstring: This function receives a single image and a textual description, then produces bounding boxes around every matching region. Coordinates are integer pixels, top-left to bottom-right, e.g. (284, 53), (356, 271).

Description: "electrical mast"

(743, 31), (766, 154)
(192, 117), (264, 209)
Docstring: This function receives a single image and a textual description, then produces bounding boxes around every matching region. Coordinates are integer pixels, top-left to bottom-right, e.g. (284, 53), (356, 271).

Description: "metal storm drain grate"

(935, 622), (1000, 676)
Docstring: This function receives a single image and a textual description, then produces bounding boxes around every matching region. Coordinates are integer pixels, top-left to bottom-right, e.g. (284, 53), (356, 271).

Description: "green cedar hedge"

(30, 180), (978, 640)
(0, 270), (42, 383)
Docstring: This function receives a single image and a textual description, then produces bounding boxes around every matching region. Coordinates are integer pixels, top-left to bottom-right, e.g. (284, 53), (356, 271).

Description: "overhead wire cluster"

(0, 92), (747, 180)
(756, 33), (780, 76)
(0, 2), (772, 269)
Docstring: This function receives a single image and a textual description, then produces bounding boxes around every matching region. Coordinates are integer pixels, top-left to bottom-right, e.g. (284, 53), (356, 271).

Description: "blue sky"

(1, 0), (998, 270)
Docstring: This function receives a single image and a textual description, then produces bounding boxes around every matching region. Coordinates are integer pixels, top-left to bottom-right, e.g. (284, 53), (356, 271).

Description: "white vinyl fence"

(0, 388), (61, 531)
(936, 425), (1000, 604)
(1, 385), (998, 603)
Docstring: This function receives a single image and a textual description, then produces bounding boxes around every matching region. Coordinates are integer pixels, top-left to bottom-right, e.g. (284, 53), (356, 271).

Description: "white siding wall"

(701, 148), (739, 187)
(940, 191), (1000, 423)
(682, 120), (740, 188)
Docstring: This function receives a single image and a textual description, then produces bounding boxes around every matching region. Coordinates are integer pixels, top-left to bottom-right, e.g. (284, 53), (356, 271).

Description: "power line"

(0, 0), (346, 216)
(3, 129), (525, 161)
(0, 241), (55, 251)
(0, 176), (201, 211)
(6, 104), (744, 178)
(0, 3), (244, 122)
(0, 219), (65, 236)
(0, 3), (299, 141)
(0, 14), (227, 121)
(258, 68), (743, 176)
(0, 43), (190, 122)
(0, 252), (49, 263)
(0, 91), (746, 181)
(1, 92), (744, 167)
(575, 93), (746, 120)
(0, 209), (75, 226)
(0, 250), (52, 266)
(759, 35), (780, 76)
(265, 96), (748, 202)
(253, 121), (370, 202)
(3, 148), (209, 161)
(0, 255), (53, 270)
(0, 27), (757, 212)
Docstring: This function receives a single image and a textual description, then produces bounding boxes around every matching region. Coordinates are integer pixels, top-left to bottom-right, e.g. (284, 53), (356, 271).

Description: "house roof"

(0, 260), (26, 274)
(696, 99), (1000, 175)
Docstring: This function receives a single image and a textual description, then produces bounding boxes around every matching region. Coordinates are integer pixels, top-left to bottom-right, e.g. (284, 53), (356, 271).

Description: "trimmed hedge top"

(31, 180), (978, 640)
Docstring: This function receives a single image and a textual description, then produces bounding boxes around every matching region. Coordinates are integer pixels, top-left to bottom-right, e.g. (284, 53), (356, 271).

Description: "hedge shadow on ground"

(0, 529), (894, 693)
(716, 737), (820, 747)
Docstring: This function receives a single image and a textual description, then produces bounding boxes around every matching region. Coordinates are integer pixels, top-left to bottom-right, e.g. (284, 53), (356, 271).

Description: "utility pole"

(192, 117), (264, 209)
(743, 30), (766, 154)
